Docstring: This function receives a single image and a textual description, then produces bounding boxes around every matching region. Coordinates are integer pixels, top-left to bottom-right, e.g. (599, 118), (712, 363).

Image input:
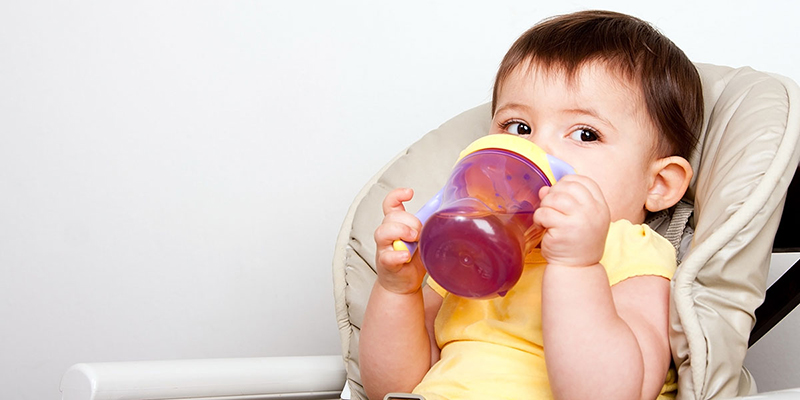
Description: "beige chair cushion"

(332, 63), (800, 400)
(671, 64), (800, 399)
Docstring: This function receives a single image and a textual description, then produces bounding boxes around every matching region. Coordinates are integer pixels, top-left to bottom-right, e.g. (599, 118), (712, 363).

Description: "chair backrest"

(332, 63), (800, 400)
(669, 64), (800, 399)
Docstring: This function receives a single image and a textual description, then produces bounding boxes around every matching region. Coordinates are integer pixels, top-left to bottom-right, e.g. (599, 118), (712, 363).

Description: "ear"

(645, 156), (693, 212)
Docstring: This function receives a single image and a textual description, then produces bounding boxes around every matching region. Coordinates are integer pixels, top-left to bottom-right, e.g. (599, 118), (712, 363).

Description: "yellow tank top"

(414, 220), (678, 400)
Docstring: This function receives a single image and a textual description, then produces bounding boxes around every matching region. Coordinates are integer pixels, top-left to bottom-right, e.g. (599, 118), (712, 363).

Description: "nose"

(522, 131), (554, 155)
(532, 138), (553, 155)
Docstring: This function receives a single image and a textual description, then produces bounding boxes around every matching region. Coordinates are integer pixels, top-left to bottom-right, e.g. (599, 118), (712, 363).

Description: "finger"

(382, 209), (424, 234)
(558, 175), (606, 205)
(541, 177), (598, 211)
(382, 188), (414, 215)
(534, 204), (567, 229)
(377, 249), (412, 271)
(539, 185), (583, 212)
(538, 186), (551, 200)
(374, 221), (419, 248)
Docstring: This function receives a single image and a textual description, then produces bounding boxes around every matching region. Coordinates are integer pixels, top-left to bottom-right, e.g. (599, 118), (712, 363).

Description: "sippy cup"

(393, 134), (573, 299)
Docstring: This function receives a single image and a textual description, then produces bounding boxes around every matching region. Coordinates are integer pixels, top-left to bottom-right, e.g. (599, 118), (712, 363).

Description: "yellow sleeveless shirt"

(413, 220), (678, 400)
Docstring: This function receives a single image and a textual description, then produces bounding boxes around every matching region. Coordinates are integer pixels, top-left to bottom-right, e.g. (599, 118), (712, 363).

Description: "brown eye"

(569, 128), (599, 142)
(505, 122), (531, 135)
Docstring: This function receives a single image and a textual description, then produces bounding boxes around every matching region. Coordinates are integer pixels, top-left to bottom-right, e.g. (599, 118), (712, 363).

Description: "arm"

(361, 283), (443, 399)
(536, 176), (671, 400)
(543, 269), (670, 400)
(360, 188), (442, 400)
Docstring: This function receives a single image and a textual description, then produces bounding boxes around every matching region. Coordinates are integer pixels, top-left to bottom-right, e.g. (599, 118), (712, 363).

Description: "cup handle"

(392, 188), (444, 256)
(547, 154), (575, 181)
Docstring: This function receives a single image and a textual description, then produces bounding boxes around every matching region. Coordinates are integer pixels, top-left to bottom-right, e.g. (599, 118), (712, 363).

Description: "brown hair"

(492, 10), (703, 159)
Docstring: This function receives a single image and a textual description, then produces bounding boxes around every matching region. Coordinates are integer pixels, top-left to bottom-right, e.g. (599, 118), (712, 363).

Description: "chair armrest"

(735, 389), (800, 399)
(60, 355), (346, 400)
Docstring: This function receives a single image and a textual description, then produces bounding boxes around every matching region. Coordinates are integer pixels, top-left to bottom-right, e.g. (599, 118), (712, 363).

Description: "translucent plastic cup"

(394, 135), (573, 299)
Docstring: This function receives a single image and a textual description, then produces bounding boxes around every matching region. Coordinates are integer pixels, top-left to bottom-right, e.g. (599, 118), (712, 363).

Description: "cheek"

(596, 176), (648, 222)
(574, 153), (652, 221)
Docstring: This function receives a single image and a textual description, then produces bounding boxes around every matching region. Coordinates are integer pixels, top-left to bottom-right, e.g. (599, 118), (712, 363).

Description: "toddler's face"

(491, 61), (660, 224)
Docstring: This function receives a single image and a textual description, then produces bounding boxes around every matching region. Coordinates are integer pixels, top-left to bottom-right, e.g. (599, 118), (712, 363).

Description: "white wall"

(1, 1), (798, 398)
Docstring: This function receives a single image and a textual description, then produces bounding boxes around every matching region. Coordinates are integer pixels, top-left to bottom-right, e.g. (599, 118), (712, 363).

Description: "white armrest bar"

(60, 355), (346, 400)
(735, 389), (800, 399)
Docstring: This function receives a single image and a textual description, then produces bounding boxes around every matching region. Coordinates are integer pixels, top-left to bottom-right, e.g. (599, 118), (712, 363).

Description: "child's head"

(490, 10), (701, 223)
(492, 10), (703, 160)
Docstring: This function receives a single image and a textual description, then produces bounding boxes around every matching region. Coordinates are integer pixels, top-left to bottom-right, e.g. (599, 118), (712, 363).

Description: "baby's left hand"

(534, 175), (610, 267)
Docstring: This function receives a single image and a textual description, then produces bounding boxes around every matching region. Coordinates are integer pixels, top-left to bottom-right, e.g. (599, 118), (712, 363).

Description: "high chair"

(61, 63), (800, 400)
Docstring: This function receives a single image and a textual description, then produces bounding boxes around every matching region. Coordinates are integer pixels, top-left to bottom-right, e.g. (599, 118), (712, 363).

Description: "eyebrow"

(563, 107), (616, 130)
(493, 102), (531, 116)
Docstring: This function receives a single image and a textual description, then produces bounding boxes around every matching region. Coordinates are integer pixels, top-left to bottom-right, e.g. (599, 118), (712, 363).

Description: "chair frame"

(750, 168), (800, 347)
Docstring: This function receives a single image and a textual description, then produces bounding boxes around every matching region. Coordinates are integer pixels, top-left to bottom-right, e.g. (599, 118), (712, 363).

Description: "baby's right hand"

(373, 188), (427, 294)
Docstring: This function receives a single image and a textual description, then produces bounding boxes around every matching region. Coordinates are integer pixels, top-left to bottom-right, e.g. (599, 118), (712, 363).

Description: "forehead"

(498, 60), (639, 104)
(502, 62), (651, 120)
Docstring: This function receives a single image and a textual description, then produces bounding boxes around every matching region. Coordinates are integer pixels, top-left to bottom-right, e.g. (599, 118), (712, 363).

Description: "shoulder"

(601, 220), (678, 286)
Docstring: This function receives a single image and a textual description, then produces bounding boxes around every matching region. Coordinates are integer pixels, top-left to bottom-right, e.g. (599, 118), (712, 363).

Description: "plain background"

(1, 1), (799, 399)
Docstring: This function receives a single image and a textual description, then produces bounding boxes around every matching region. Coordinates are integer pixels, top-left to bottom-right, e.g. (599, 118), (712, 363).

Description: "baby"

(360, 10), (703, 400)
